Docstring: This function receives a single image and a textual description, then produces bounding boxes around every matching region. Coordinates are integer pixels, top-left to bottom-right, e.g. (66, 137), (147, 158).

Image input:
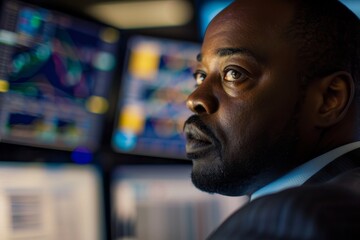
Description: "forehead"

(201, 0), (296, 61)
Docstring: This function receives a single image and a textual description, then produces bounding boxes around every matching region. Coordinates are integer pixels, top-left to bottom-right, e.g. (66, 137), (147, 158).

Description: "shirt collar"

(250, 141), (360, 201)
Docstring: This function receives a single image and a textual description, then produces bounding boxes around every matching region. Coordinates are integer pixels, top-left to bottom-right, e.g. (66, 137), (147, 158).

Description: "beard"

(188, 113), (301, 196)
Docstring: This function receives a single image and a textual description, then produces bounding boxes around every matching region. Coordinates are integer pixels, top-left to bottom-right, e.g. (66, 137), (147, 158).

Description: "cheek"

(217, 100), (257, 147)
(218, 87), (299, 149)
(293, 87), (322, 147)
(255, 78), (301, 133)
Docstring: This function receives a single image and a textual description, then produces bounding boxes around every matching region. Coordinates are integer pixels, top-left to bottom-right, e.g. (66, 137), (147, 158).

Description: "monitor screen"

(0, 0), (120, 151)
(0, 162), (104, 240)
(112, 165), (247, 240)
(340, 0), (360, 17)
(112, 35), (199, 159)
(198, 0), (360, 38)
(198, 0), (233, 37)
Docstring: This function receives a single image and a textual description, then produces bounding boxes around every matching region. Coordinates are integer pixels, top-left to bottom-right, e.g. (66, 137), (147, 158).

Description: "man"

(183, 0), (360, 238)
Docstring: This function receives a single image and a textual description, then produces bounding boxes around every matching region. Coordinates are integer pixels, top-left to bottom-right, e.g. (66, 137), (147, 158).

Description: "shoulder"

(209, 180), (360, 240)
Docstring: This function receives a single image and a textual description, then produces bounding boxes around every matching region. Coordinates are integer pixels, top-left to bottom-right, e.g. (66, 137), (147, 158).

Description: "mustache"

(183, 115), (221, 146)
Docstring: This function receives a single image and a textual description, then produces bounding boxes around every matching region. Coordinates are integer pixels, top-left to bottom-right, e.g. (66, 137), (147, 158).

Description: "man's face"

(184, 0), (311, 195)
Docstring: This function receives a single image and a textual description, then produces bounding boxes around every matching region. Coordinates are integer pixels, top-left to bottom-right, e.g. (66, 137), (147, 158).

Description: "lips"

(183, 122), (219, 159)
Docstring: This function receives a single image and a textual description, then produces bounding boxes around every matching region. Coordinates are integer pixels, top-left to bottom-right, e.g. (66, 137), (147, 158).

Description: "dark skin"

(183, 0), (357, 196)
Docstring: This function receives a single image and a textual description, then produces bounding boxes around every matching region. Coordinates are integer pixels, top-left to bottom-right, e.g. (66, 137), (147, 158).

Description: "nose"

(186, 83), (219, 115)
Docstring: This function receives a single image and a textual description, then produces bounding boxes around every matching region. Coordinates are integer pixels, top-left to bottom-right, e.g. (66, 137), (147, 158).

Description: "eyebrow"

(196, 47), (263, 63)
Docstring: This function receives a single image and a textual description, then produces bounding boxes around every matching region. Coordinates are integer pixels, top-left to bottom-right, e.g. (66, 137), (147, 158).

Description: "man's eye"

(224, 68), (248, 82)
(193, 71), (206, 86)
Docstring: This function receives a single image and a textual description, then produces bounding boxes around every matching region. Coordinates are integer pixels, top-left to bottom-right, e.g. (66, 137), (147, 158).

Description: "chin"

(190, 170), (254, 196)
(190, 156), (255, 196)
(189, 153), (281, 196)
(188, 129), (301, 196)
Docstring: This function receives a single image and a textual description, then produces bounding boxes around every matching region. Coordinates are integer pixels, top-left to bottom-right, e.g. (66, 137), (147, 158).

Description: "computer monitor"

(198, 0), (360, 38)
(340, 0), (360, 17)
(112, 35), (199, 159)
(198, 0), (233, 38)
(112, 165), (247, 240)
(0, 162), (104, 240)
(0, 0), (120, 151)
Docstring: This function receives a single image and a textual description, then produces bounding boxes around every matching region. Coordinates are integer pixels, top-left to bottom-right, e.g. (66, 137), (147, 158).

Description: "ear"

(315, 71), (355, 127)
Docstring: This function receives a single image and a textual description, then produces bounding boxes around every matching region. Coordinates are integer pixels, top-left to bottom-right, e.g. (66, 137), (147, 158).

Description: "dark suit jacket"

(208, 148), (360, 240)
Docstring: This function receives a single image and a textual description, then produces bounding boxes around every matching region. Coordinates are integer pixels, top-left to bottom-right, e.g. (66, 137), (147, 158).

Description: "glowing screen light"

(86, 0), (193, 29)
(112, 36), (200, 159)
(86, 96), (109, 114)
(340, 0), (360, 17)
(198, 0), (360, 39)
(0, 80), (9, 92)
(199, 1), (233, 37)
(71, 147), (93, 164)
(0, 163), (103, 240)
(0, 0), (120, 151)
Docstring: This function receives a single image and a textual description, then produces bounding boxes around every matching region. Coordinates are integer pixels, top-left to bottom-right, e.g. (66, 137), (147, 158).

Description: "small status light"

(31, 13), (42, 29)
(86, 96), (109, 114)
(100, 27), (120, 44)
(114, 131), (137, 151)
(0, 30), (17, 46)
(71, 147), (93, 164)
(93, 51), (116, 71)
(129, 43), (160, 80)
(118, 104), (145, 134)
(0, 80), (9, 92)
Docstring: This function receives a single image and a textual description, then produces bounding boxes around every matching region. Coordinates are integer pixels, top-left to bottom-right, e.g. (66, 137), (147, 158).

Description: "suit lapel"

(304, 147), (360, 185)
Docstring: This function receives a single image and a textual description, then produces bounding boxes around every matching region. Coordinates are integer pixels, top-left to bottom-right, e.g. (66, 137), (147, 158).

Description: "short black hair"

(286, 0), (360, 94)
